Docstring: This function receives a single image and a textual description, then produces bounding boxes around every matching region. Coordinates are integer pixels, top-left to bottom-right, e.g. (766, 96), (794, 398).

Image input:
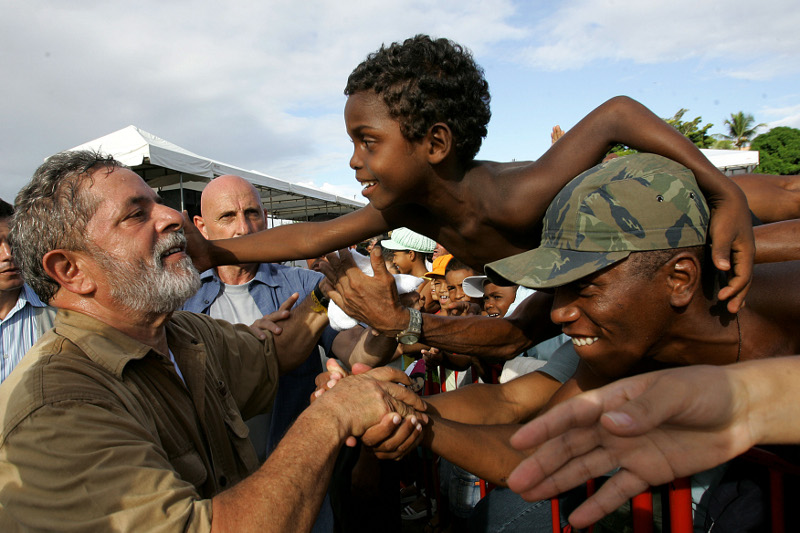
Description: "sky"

(2, 0), (798, 204)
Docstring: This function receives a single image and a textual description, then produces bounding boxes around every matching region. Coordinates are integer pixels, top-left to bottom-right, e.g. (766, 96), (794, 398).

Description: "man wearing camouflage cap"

(323, 153), (800, 531)
(485, 153), (800, 382)
(478, 153), (800, 529)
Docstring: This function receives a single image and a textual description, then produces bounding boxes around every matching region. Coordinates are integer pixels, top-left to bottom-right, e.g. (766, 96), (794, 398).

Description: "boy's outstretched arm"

(184, 204), (390, 271)
(532, 96), (754, 312)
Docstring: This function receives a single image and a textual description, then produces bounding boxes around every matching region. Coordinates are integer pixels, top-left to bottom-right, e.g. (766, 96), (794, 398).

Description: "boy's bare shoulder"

(467, 160), (554, 226)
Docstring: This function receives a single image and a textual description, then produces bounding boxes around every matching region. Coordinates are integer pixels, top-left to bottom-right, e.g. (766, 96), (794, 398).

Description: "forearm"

(211, 407), (345, 533)
(732, 174), (800, 224)
(425, 371), (561, 425)
(209, 207), (388, 267)
(545, 97), (738, 200)
(735, 356), (800, 445)
(332, 326), (399, 369)
(754, 220), (800, 263)
(272, 296), (330, 374)
(366, 308), (543, 359)
(426, 383), (525, 425)
(422, 415), (526, 486)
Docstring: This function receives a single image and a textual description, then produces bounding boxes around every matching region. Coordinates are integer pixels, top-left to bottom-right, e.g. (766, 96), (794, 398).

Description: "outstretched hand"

(182, 211), (214, 274)
(317, 247), (406, 333)
(506, 365), (756, 528)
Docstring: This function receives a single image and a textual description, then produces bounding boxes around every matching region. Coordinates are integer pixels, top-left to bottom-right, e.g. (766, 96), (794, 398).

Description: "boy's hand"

(183, 211), (214, 273)
(704, 182), (754, 313)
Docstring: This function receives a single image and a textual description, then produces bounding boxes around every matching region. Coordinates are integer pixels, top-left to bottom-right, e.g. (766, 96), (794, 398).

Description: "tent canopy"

(700, 149), (759, 175)
(67, 125), (366, 222)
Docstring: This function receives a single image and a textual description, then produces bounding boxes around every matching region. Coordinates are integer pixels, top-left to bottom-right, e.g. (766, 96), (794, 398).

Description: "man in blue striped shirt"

(0, 198), (55, 383)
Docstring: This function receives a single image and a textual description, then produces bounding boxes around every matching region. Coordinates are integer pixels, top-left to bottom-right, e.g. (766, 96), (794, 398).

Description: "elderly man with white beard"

(0, 150), (425, 533)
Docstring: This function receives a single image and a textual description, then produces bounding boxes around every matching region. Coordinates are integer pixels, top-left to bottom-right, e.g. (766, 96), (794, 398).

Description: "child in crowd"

(443, 258), (483, 316)
(381, 228), (439, 314)
(481, 281), (517, 319)
(189, 35), (753, 314)
(462, 276), (518, 318)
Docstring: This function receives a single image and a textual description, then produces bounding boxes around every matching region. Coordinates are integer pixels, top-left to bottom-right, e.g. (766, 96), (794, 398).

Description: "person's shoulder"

(262, 262), (322, 284)
(0, 330), (122, 442)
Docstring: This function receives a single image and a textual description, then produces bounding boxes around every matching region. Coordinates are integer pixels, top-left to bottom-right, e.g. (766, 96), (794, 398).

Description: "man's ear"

(666, 252), (701, 308)
(42, 250), (96, 296)
(193, 215), (209, 239)
(426, 123), (453, 164)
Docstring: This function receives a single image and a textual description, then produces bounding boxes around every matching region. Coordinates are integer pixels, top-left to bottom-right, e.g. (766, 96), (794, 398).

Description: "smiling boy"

(191, 35), (753, 313)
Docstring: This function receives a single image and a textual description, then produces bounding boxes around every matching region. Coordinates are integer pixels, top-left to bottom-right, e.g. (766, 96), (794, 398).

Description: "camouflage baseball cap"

(485, 154), (710, 289)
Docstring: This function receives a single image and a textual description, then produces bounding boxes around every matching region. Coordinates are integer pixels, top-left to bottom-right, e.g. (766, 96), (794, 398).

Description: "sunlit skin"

(432, 243), (449, 260)
(197, 92), (756, 313)
(346, 91), (432, 212)
(445, 268), (480, 306)
(483, 282), (518, 318)
(194, 175), (267, 285)
(0, 218), (24, 319)
(391, 250), (414, 275)
(47, 167), (190, 355)
(417, 279), (440, 314)
(549, 259), (673, 379)
(431, 277), (449, 315)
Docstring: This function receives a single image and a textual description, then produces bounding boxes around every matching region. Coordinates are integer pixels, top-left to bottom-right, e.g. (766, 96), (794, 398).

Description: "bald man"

(183, 176), (391, 455)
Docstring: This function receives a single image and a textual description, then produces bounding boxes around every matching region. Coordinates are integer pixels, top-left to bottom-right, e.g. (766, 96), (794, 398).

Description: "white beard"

(92, 231), (201, 315)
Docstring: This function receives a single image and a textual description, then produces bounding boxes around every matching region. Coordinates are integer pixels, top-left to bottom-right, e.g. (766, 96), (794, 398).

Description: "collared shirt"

(183, 263), (336, 353)
(0, 309), (278, 532)
(183, 263), (337, 453)
(0, 284), (55, 383)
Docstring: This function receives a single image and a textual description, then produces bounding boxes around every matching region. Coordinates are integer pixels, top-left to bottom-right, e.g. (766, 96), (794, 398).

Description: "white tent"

(700, 149), (760, 176)
(67, 126), (366, 223)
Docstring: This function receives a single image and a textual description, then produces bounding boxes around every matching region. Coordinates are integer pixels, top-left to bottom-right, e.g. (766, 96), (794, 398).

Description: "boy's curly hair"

(345, 35), (491, 165)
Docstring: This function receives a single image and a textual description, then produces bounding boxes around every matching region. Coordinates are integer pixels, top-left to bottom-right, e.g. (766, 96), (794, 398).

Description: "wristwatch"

(396, 307), (422, 345)
(310, 282), (330, 314)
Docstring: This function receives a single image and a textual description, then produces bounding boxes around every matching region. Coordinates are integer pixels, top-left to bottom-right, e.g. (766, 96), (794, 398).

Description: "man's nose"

(0, 241), (13, 262)
(550, 289), (580, 325)
(155, 204), (184, 233)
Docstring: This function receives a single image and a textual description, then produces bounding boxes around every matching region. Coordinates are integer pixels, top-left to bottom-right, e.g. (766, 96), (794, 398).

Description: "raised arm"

(754, 219), (800, 263)
(527, 96), (754, 312)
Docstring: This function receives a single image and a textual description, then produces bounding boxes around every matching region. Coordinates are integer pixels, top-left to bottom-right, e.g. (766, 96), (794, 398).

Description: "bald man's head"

(194, 175), (267, 240)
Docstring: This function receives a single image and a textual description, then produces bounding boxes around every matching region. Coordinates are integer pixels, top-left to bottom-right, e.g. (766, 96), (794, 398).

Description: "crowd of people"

(1, 34), (800, 533)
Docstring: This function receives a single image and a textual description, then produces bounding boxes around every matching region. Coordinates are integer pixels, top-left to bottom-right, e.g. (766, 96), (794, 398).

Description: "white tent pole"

(179, 173), (185, 212)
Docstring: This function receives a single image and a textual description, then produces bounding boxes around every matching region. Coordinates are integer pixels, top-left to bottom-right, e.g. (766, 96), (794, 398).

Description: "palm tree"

(721, 111), (767, 149)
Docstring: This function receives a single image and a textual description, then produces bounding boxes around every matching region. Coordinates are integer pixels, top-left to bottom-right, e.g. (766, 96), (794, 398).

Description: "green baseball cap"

(485, 153), (710, 289)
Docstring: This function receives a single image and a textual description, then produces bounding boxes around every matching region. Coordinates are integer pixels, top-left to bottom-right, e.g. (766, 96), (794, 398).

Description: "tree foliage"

(719, 111), (767, 149)
(751, 127), (800, 175)
(665, 108), (715, 149)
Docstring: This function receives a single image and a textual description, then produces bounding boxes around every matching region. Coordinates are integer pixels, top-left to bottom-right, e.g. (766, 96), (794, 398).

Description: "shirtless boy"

(190, 34), (754, 313)
(323, 153), (800, 530)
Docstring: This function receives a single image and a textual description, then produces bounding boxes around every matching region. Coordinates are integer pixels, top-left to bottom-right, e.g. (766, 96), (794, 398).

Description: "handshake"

(311, 359), (428, 457)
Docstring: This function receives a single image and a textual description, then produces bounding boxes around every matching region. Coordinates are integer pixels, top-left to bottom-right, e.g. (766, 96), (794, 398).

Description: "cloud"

(0, 0), (525, 200)
(761, 102), (800, 129)
(514, 0), (800, 80)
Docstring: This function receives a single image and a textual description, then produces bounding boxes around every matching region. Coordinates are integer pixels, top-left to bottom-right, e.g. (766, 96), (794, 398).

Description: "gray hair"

(12, 150), (125, 303)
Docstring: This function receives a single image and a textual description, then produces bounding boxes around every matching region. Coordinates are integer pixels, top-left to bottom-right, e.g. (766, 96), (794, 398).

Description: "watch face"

(398, 333), (419, 345)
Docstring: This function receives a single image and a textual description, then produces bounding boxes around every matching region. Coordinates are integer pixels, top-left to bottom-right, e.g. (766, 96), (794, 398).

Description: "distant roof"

(67, 125), (366, 221)
(700, 148), (760, 173)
